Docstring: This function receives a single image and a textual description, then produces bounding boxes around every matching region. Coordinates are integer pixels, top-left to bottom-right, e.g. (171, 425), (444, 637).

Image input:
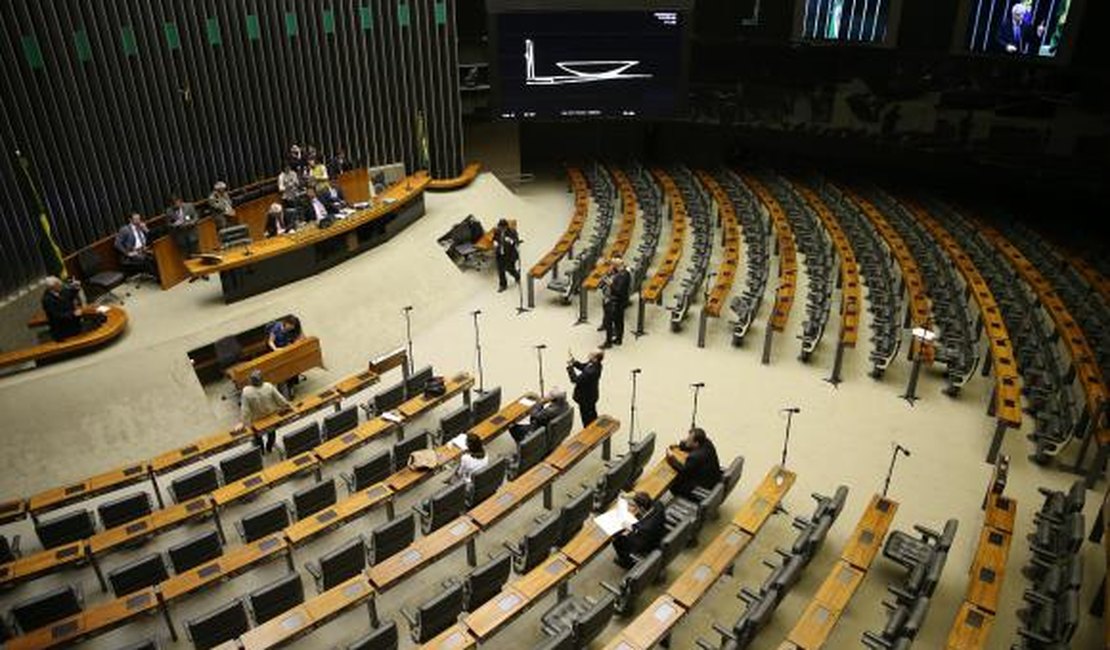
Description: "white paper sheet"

(593, 496), (636, 535)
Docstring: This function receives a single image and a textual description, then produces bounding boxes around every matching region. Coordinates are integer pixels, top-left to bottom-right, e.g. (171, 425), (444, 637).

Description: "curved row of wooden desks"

(974, 221), (1109, 483)
(426, 162), (482, 191)
(694, 171), (741, 319)
(582, 167), (637, 292)
(527, 167), (589, 306)
(4, 384), (545, 649)
(793, 182), (861, 348)
(740, 174), (797, 334)
(641, 170), (687, 304)
(0, 306), (128, 372)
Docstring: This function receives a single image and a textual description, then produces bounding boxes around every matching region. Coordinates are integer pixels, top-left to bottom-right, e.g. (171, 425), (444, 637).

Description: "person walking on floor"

(493, 218), (520, 292)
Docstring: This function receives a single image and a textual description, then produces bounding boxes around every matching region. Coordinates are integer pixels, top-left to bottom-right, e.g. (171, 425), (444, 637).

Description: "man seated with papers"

(509, 388), (570, 443)
(607, 492), (666, 569)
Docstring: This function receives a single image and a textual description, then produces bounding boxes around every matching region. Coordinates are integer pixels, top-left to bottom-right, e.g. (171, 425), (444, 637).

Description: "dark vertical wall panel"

(0, 0), (463, 295)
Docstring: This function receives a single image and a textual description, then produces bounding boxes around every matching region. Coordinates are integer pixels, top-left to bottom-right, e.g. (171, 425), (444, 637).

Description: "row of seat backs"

(592, 433), (657, 512)
(405, 552), (513, 643)
(5, 583), (83, 635)
(538, 591), (617, 650)
(510, 407), (575, 479)
(31, 489), (157, 550)
(366, 365), (436, 416)
(184, 571), (304, 649)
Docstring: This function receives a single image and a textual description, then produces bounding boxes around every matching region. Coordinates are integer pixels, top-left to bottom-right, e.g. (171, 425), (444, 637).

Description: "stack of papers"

(449, 433), (469, 450)
(381, 411), (404, 424)
(593, 496), (637, 535)
(519, 397), (537, 408)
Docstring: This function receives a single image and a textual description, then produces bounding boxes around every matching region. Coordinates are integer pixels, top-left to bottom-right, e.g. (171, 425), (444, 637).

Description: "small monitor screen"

(796, 0), (897, 44)
(494, 10), (686, 119)
(964, 0), (1072, 58)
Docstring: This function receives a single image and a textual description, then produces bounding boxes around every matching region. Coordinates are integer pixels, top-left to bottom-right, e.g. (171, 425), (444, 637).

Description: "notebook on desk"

(594, 496), (636, 535)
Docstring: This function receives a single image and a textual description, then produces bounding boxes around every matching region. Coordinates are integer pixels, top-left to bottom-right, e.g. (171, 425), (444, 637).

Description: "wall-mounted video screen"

(964, 0), (1074, 58)
(492, 10), (687, 119)
(795, 0), (900, 45)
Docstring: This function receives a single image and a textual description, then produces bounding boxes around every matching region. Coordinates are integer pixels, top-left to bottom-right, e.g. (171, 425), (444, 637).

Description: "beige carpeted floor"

(0, 171), (1102, 649)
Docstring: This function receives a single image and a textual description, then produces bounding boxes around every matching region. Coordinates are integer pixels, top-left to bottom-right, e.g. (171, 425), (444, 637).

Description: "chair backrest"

(0, 534), (16, 564)
(10, 584), (83, 634)
(373, 380), (406, 414)
(220, 446), (264, 484)
(317, 536), (368, 592)
(470, 387), (502, 423)
(594, 454), (636, 511)
(97, 491), (153, 530)
(282, 421), (322, 458)
(77, 248), (106, 276)
(107, 552), (169, 597)
(292, 479), (337, 520)
(465, 552), (512, 611)
(697, 482), (726, 526)
(249, 572), (305, 624)
(660, 517), (695, 566)
(168, 529), (224, 574)
(573, 593), (616, 646)
(558, 488), (595, 545)
(214, 336), (242, 369)
(439, 403), (473, 442)
(238, 501), (290, 543)
(170, 465), (219, 504)
(511, 428), (547, 479)
(405, 365), (434, 398)
(720, 455), (745, 498)
(323, 406), (360, 440)
(186, 598), (250, 649)
(630, 433), (657, 472)
(347, 620), (399, 650)
(351, 449), (393, 492)
(369, 512), (415, 565)
(544, 408), (575, 451)
(518, 515), (563, 573)
(468, 458), (507, 507)
(411, 583), (465, 643)
(392, 430), (429, 469)
(35, 509), (95, 549)
(618, 549), (663, 614)
(536, 628), (575, 650)
(425, 481), (468, 533)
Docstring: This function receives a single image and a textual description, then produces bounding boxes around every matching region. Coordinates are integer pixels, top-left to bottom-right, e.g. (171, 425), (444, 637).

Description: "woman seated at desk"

(451, 433), (489, 485)
(266, 315), (304, 397)
(265, 203), (287, 238)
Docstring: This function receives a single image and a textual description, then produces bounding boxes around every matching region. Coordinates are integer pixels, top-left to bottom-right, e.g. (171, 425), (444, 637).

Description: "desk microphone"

(471, 309), (482, 316)
(403, 305), (413, 312)
(691, 382), (706, 388)
(631, 368), (642, 374)
(781, 407), (801, 413)
(894, 444), (911, 457)
(535, 343), (547, 350)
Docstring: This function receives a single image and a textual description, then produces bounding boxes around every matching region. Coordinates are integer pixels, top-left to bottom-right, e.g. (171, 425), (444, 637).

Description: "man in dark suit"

(996, 2), (1044, 54)
(602, 257), (632, 348)
(566, 349), (603, 427)
(612, 492), (666, 569)
(41, 276), (84, 342)
(166, 195), (200, 257)
(667, 427), (722, 500)
(492, 219), (520, 292)
(510, 388), (570, 442)
(114, 213), (158, 280)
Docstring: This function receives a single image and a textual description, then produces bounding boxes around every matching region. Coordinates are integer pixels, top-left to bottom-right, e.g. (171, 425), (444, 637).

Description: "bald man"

(41, 276), (83, 341)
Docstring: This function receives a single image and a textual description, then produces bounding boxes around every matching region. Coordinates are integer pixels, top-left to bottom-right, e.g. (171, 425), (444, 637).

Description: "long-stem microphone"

(631, 368), (642, 374)
(781, 407), (801, 413)
(691, 382), (705, 388)
(895, 444), (911, 457)
(471, 309), (482, 316)
(535, 344), (547, 350)
(402, 305), (413, 312)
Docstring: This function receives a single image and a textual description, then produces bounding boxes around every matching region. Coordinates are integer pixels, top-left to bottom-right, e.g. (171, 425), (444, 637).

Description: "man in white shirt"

(114, 213), (157, 280)
(236, 370), (292, 453)
(305, 187), (331, 224)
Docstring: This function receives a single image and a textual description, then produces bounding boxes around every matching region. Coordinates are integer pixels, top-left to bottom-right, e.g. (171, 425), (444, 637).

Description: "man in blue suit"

(114, 213), (158, 281)
(996, 3), (1044, 55)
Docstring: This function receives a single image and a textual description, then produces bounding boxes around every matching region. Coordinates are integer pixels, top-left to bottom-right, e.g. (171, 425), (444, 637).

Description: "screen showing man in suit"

(966, 0), (1071, 58)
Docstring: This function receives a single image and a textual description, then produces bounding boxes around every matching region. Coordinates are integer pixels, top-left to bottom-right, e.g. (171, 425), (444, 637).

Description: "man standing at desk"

(166, 195), (200, 257)
(41, 276), (84, 342)
(237, 370), (291, 453)
(207, 181), (236, 229)
(114, 213), (157, 281)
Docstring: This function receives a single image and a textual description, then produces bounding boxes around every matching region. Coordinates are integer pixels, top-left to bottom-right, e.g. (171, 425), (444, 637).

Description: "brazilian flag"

(16, 150), (67, 279)
(415, 110), (431, 172)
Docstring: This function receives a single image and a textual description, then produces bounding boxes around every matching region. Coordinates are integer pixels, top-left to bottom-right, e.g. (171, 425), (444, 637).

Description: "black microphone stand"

(690, 382), (705, 429)
(402, 306), (414, 374)
(780, 407), (800, 467)
(535, 344), (547, 395)
(471, 310), (485, 393)
(882, 444), (912, 498)
(629, 369), (642, 447)
(515, 243), (530, 315)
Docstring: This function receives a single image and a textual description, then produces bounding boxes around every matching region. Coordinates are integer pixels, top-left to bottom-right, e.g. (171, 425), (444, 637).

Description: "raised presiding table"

(225, 336), (324, 389)
(0, 305), (128, 371)
(185, 174), (430, 302)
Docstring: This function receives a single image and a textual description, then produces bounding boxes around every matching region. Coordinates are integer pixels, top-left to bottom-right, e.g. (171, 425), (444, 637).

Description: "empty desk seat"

(324, 406), (360, 440)
(186, 598), (250, 649)
(305, 535), (368, 592)
(219, 446), (264, 484)
(343, 449), (393, 494)
(9, 584), (83, 634)
(392, 431), (429, 469)
(505, 514), (562, 574)
(168, 529), (223, 574)
(452, 552), (511, 612)
(403, 582), (465, 643)
(248, 572), (305, 624)
(34, 509), (95, 549)
(347, 620), (399, 650)
(170, 465), (219, 504)
(97, 492), (153, 530)
(417, 482), (468, 534)
(292, 479), (338, 520)
(237, 501), (291, 543)
(282, 421), (322, 458)
(369, 512), (415, 565)
(107, 552), (168, 597)
(467, 458), (506, 508)
(470, 387), (502, 424)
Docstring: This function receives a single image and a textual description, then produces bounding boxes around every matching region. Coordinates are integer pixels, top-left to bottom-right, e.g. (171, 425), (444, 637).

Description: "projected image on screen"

(966, 0), (1070, 58)
(799, 0), (892, 43)
(496, 11), (684, 119)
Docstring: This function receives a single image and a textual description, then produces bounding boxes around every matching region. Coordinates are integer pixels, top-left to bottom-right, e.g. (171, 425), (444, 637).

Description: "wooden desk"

(529, 167), (588, 281)
(211, 452), (319, 508)
(0, 542), (85, 589)
(369, 517), (478, 592)
(733, 466), (796, 534)
(150, 427), (257, 475)
(0, 498), (26, 525)
(642, 170), (687, 303)
(427, 162), (482, 191)
(984, 494), (1016, 534)
(89, 496), (212, 555)
(966, 526), (1011, 614)
(464, 586), (529, 640)
(334, 369), (381, 396)
(422, 623), (478, 650)
(946, 602), (995, 650)
(635, 459), (679, 500)
(582, 167), (637, 291)
(395, 372), (474, 419)
(0, 305), (128, 370)
(284, 484), (394, 548)
(160, 534), (288, 602)
(238, 574), (374, 650)
(695, 171), (741, 318)
(226, 336), (324, 388)
(601, 595), (686, 650)
(5, 586), (159, 650)
(185, 174), (428, 302)
(468, 463), (557, 529)
(841, 494), (899, 570)
(545, 415), (620, 471)
(742, 174), (798, 332)
(666, 525), (753, 608)
(509, 552), (576, 599)
(313, 418), (396, 463)
(28, 461), (150, 516)
(561, 519), (611, 566)
(794, 181), (861, 346)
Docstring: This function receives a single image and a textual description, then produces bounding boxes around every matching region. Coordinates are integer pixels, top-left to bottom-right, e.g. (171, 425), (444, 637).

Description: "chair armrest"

(792, 516), (812, 531)
(234, 521), (247, 543)
(414, 499), (431, 518)
(400, 606), (419, 627)
(913, 524), (940, 542)
(711, 622), (737, 641)
(304, 561), (321, 581)
(738, 587), (761, 604)
(442, 576), (462, 590)
(761, 559), (778, 570)
(341, 472), (355, 494)
(861, 631), (892, 649)
(1023, 589), (1052, 605)
(10, 534), (20, 558)
(695, 638), (717, 650)
(774, 546), (792, 559)
(600, 581), (622, 597)
(1016, 626), (1054, 644)
(887, 584), (917, 604)
(502, 541), (519, 556)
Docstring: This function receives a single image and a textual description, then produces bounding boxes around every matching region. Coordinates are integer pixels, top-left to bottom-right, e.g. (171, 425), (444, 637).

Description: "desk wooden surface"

(422, 623), (478, 650)
(239, 574), (374, 650)
(841, 494), (899, 570)
(946, 602), (996, 650)
(582, 167), (637, 290)
(546, 415), (619, 471)
(5, 586), (158, 650)
(635, 459), (679, 500)
(642, 170), (687, 303)
(226, 336), (324, 387)
(733, 466), (797, 534)
(0, 542), (85, 588)
(984, 493), (1016, 534)
(427, 162), (482, 191)
(966, 526), (1011, 614)
(561, 519), (610, 566)
(794, 181), (861, 346)
(314, 418), (396, 462)
(785, 561), (866, 649)
(695, 170), (741, 318)
(667, 524), (752, 608)
(185, 174), (429, 276)
(211, 452), (318, 507)
(529, 167), (588, 279)
(28, 460), (149, 516)
(161, 533), (287, 602)
(509, 552), (575, 599)
(395, 372), (473, 419)
(468, 462), (557, 529)
(464, 586), (529, 640)
(0, 305), (128, 370)
(742, 174), (798, 332)
(0, 498), (26, 525)
(601, 595), (686, 650)
(285, 484), (393, 547)
(369, 517), (478, 591)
